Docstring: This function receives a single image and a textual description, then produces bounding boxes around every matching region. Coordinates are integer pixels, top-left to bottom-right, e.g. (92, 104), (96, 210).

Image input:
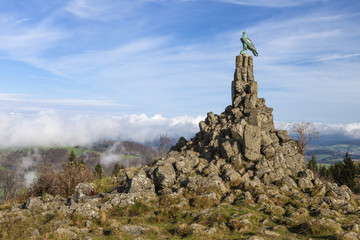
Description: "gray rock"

(126, 169), (155, 193)
(84, 220), (92, 228)
(120, 225), (147, 236)
(276, 130), (291, 142)
(220, 141), (236, 159)
(54, 228), (78, 239)
(298, 178), (314, 191)
(221, 167), (241, 185)
(72, 182), (95, 203)
(243, 124), (261, 161)
(280, 176), (297, 188)
(341, 232), (360, 240)
(22, 197), (42, 210)
(30, 229), (40, 238)
(202, 163), (219, 176)
(153, 162), (176, 191)
(244, 176), (262, 190)
(263, 230), (281, 237)
(71, 203), (99, 218)
(230, 123), (244, 141)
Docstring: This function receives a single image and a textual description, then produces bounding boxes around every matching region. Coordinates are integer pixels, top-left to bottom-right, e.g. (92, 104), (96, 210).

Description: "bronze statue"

(241, 31), (258, 56)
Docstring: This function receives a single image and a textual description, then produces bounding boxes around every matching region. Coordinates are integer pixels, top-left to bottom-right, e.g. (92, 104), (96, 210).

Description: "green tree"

(68, 151), (77, 163)
(112, 162), (124, 177)
(308, 155), (318, 172)
(94, 162), (103, 179)
(319, 165), (331, 179)
(330, 152), (358, 190)
(342, 152), (357, 190)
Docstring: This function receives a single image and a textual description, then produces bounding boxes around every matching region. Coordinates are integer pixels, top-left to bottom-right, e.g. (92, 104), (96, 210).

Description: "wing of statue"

(244, 38), (258, 56)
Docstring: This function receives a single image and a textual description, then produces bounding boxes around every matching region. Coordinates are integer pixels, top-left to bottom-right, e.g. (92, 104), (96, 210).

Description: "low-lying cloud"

(275, 122), (360, 139)
(0, 111), (360, 149)
(0, 111), (203, 148)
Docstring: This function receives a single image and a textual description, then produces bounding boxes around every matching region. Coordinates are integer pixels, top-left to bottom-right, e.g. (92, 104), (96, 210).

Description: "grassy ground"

(0, 200), (308, 240)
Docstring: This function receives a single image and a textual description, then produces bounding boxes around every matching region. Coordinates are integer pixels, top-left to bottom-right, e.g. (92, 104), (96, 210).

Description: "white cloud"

(0, 110), (359, 149)
(0, 111), (203, 148)
(275, 121), (360, 139)
(64, 0), (154, 20)
(0, 25), (67, 58)
(219, 0), (323, 7)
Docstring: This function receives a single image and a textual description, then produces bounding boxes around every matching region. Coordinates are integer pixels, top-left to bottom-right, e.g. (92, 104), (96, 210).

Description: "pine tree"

(68, 151), (77, 163)
(342, 152), (357, 190)
(112, 163), (121, 177)
(330, 152), (357, 190)
(319, 165), (330, 179)
(94, 162), (103, 179)
(308, 155), (318, 172)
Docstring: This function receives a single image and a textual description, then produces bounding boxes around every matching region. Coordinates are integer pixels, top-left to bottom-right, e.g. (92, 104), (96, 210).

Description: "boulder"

(243, 124), (261, 161)
(72, 182), (95, 203)
(153, 162), (176, 192)
(125, 169), (155, 193)
(22, 197), (42, 210)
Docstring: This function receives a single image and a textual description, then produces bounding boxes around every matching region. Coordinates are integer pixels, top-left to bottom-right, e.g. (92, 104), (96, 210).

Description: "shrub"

(29, 161), (93, 197)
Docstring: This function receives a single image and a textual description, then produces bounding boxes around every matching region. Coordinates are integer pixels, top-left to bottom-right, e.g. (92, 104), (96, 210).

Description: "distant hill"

(0, 140), (156, 200)
(295, 134), (360, 164)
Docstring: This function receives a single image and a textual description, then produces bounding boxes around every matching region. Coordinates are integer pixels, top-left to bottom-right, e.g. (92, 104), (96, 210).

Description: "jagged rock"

(108, 192), (156, 207)
(298, 178), (314, 191)
(202, 162), (219, 176)
(120, 225), (147, 236)
(72, 182), (95, 203)
(243, 124), (261, 161)
(125, 169), (155, 193)
(8, 52), (359, 240)
(301, 218), (342, 235)
(220, 141), (236, 159)
(280, 176), (297, 188)
(185, 173), (228, 195)
(72, 203), (100, 218)
(30, 229), (40, 238)
(171, 136), (188, 151)
(54, 228), (78, 239)
(22, 197), (42, 210)
(243, 176), (262, 190)
(153, 162), (176, 192)
(263, 230), (281, 237)
(221, 167), (241, 185)
(276, 130), (291, 142)
(234, 191), (253, 205)
(289, 207), (309, 218)
(341, 232), (360, 240)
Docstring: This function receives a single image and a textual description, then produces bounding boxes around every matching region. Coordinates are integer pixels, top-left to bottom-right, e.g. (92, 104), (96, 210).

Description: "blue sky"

(0, 0), (360, 147)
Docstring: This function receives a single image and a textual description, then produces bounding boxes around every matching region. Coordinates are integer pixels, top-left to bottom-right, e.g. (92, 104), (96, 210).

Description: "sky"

(0, 0), (360, 148)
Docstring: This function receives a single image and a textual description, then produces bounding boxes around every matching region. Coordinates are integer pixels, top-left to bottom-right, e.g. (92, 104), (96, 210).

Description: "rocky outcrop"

(2, 54), (360, 240)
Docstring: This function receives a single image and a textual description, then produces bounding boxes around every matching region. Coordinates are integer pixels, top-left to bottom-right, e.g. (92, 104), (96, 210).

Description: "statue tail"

(252, 49), (258, 56)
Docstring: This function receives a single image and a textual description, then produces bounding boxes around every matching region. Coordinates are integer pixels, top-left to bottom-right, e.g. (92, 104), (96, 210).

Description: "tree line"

(308, 152), (360, 192)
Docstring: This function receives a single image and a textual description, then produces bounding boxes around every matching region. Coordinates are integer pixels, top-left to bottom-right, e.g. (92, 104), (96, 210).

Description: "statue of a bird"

(240, 31), (258, 56)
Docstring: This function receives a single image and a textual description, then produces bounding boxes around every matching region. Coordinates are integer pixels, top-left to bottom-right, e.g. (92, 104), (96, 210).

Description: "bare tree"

(158, 134), (171, 157)
(0, 168), (20, 201)
(139, 134), (171, 166)
(292, 122), (319, 155)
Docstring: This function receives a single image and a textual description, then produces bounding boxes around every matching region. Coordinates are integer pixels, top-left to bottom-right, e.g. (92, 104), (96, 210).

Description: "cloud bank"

(275, 122), (360, 140)
(0, 111), (203, 148)
(0, 111), (359, 149)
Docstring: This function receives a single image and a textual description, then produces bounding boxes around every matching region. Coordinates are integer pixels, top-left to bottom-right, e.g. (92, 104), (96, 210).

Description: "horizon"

(1, 0), (360, 147)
